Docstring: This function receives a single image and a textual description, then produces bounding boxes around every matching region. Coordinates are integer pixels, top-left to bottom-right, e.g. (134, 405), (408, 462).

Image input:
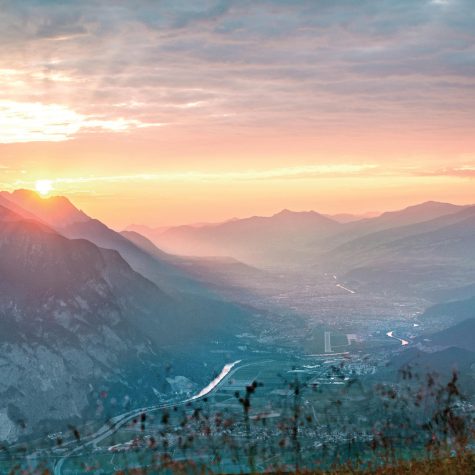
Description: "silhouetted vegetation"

(2, 364), (473, 474)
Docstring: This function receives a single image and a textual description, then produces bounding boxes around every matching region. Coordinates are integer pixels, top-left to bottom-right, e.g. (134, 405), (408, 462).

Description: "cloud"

(6, 163), (379, 190)
(429, 166), (475, 178)
(0, 101), (162, 143)
(0, 0), (473, 143)
(68, 163), (378, 182)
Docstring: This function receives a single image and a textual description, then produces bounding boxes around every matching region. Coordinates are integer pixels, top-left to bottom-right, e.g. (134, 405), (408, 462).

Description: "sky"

(0, 0), (474, 228)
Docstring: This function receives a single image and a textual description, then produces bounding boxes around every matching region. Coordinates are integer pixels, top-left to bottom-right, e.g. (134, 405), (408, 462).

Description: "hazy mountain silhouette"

(1, 191), (474, 446)
(388, 346), (475, 379)
(126, 201), (469, 271)
(0, 202), (247, 441)
(320, 205), (475, 293)
(121, 230), (171, 259)
(121, 229), (268, 296)
(347, 201), (465, 232)
(324, 212), (380, 223)
(427, 282), (475, 303)
(1, 189), (89, 226)
(0, 193), (42, 222)
(387, 316), (475, 383)
(422, 318), (475, 352)
(422, 296), (475, 326)
(130, 209), (341, 266)
(326, 205), (475, 267)
(0, 191), (242, 298)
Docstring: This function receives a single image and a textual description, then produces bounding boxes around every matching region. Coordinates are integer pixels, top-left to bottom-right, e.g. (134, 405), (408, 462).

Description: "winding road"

(52, 360), (244, 475)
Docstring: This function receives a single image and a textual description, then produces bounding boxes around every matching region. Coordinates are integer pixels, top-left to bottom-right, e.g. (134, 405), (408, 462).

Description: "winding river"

(386, 331), (409, 346)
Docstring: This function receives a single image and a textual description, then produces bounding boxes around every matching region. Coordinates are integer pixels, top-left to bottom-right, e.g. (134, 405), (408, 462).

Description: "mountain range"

(127, 209), (341, 266)
(127, 201), (475, 294)
(331, 204), (475, 293)
(0, 191), (250, 442)
(2, 190), (474, 442)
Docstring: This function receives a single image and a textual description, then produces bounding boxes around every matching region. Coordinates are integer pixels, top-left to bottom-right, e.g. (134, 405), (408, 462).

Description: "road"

(331, 274), (356, 294)
(335, 283), (356, 294)
(324, 331), (332, 353)
(191, 360), (241, 400)
(52, 360), (251, 475)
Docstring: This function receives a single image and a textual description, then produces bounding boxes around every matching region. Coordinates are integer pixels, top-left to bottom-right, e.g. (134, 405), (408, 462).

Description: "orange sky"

(0, 0), (474, 228)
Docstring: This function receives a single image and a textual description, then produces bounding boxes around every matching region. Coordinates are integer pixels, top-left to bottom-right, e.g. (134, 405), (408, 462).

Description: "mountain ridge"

(0, 197), (248, 442)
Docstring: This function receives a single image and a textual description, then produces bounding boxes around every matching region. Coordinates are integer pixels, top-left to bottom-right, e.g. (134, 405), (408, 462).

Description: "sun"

(35, 180), (53, 196)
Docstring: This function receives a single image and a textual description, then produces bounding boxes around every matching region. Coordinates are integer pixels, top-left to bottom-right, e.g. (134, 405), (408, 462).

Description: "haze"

(1, 2), (475, 471)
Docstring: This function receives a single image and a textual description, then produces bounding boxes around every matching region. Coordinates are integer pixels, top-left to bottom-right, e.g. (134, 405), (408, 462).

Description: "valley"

(0, 192), (474, 474)
(2, 2), (475, 472)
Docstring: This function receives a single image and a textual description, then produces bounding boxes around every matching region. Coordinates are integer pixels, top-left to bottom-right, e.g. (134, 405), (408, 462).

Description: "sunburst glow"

(35, 180), (53, 196)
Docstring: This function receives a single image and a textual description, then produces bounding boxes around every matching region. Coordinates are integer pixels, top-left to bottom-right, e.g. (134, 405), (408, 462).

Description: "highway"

(52, 360), (246, 475)
(332, 274), (356, 294)
(335, 283), (356, 294)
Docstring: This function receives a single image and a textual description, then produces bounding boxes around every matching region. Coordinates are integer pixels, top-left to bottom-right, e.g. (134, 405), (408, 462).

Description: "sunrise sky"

(0, 0), (474, 228)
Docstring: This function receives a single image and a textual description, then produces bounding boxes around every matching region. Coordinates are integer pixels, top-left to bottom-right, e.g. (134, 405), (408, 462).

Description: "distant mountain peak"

(275, 208), (293, 215)
(405, 200), (459, 210)
(11, 188), (76, 206)
(375, 200), (464, 223)
(1, 189), (90, 227)
(11, 188), (42, 200)
(274, 208), (315, 216)
(271, 208), (334, 220)
(271, 208), (339, 225)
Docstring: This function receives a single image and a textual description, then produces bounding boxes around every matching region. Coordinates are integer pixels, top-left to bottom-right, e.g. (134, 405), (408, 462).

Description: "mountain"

(385, 210), (475, 263)
(328, 205), (475, 266)
(388, 347), (475, 379)
(0, 189), (89, 226)
(422, 296), (475, 326)
(0, 204), (247, 442)
(125, 223), (171, 241)
(0, 193), (42, 222)
(0, 191), (230, 297)
(427, 282), (475, 303)
(130, 209), (341, 267)
(126, 201), (467, 270)
(386, 325), (475, 388)
(319, 201), (467, 251)
(421, 319), (475, 352)
(348, 201), (466, 234)
(322, 205), (475, 293)
(324, 212), (380, 223)
(121, 230), (171, 260)
(0, 191), (261, 340)
(121, 230), (269, 298)
(60, 218), (204, 295)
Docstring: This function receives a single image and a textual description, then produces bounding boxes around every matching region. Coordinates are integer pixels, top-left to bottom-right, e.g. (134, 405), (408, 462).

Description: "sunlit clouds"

(8, 163), (380, 190)
(1, 0), (474, 144)
(0, 101), (163, 143)
(0, 0), (474, 225)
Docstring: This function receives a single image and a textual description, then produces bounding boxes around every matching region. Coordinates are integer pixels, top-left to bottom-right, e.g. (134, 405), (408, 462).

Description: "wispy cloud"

(6, 163), (474, 194)
(428, 166), (475, 178)
(0, 101), (163, 143)
(0, 0), (473, 144)
(6, 163), (379, 190)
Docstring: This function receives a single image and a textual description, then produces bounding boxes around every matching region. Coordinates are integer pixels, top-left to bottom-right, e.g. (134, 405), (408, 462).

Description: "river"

(386, 331), (409, 346)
